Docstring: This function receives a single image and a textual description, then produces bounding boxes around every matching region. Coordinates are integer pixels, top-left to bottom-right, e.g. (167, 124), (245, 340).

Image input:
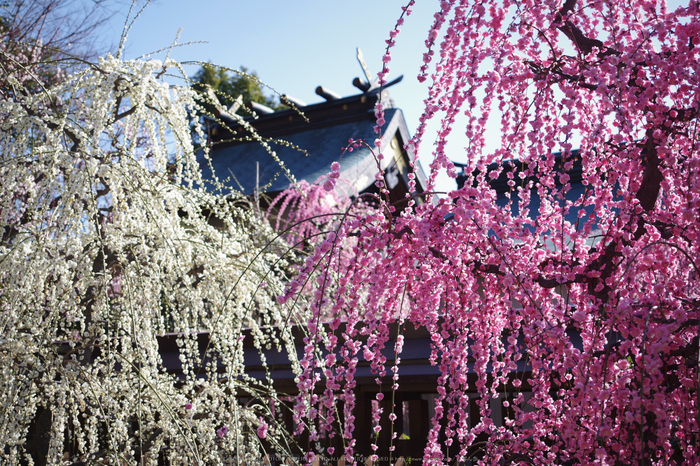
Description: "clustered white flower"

(0, 55), (302, 465)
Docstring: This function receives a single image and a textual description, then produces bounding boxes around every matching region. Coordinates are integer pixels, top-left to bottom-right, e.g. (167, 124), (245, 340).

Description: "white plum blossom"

(0, 54), (302, 465)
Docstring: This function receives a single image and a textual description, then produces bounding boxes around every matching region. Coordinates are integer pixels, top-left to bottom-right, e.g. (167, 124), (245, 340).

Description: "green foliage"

(192, 63), (286, 116)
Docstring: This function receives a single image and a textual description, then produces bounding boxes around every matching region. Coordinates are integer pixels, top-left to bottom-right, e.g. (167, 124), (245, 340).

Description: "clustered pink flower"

(216, 425), (228, 439)
(323, 161), (341, 192)
(257, 419), (268, 439)
(287, 0), (700, 464)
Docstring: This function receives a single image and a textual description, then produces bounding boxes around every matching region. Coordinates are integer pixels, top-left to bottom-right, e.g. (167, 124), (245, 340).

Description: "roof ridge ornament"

(356, 47), (377, 90)
(354, 47), (403, 95)
(354, 47), (382, 93)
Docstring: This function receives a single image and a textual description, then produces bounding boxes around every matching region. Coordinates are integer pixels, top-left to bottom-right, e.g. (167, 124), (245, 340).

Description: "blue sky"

(104, 0), (461, 193)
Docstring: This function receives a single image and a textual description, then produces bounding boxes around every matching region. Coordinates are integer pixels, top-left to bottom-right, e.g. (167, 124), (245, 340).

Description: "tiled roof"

(199, 89), (427, 197)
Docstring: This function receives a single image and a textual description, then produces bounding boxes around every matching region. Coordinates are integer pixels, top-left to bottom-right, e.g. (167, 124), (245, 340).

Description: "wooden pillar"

(353, 389), (371, 464)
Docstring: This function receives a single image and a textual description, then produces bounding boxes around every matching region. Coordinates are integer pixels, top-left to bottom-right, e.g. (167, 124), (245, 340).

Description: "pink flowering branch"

(286, 1), (700, 464)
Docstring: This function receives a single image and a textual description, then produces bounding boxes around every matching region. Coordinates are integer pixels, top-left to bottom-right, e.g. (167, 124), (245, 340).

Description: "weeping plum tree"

(285, 0), (700, 464)
(0, 28), (310, 465)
